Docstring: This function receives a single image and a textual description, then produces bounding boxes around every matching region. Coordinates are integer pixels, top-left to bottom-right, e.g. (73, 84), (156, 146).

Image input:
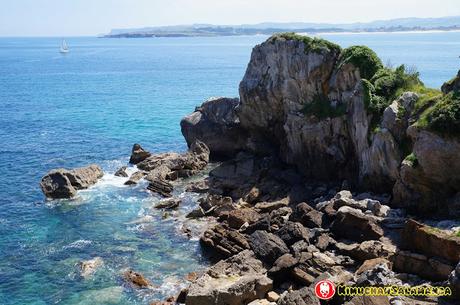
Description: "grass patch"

(303, 94), (347, 119)
(271, 32), (341, 54)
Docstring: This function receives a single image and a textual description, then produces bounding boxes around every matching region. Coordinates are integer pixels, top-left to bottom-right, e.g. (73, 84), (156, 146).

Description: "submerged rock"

(123, 270), (151, 288)
(40, 164), (103, 199)
(79, 257), (104, 278)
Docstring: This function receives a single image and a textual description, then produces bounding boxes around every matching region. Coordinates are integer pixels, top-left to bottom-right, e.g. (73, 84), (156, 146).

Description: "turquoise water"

(0, 32), (459, 304)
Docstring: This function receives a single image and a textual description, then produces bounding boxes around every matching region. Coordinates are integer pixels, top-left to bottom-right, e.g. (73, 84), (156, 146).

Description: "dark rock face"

(181, 97), (248, 158)
(441, 70), (460, 94)
(40, 164), (103, 199)
(249, 230), (289, 264)
(129, 144), (151, 164)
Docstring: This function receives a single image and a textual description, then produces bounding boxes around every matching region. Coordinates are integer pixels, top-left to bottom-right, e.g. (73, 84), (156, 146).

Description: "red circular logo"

(314, 280), (336, 300)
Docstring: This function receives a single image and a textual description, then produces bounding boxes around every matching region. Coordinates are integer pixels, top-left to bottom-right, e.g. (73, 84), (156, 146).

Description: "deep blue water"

(0, 32), (459, 304)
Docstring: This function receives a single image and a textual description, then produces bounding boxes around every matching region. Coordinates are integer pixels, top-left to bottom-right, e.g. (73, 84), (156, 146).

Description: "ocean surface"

(0, 32), (459, 304)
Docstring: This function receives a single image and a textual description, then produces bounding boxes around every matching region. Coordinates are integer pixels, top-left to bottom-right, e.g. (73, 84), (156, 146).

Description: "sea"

(0, 31), (459, 305)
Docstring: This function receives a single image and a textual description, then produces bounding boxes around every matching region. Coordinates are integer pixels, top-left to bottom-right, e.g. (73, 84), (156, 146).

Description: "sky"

(1, 0), (460, 36)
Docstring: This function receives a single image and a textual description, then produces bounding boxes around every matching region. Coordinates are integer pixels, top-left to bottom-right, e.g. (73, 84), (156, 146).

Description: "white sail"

(60, 39), (69, 53)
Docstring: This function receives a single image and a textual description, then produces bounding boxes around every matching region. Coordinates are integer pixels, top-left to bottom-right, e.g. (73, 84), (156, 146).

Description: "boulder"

(355, 258), (398, 286)
(335, 240), (396, 261)
(401, 219), (460, 264)
(185, 250), (272, 305)
(291, 202), (324, 228)
(276, 221), (310, 246)
(147, 178), (174, 197)
(268, 253), (298, 278)
(186, 179), (210, 193)
(392, 250), (454, 281)
(331, 206), (383, 242)
(277, 287), (320, 305)
(227, 208), (261, 229)
(40, 164), (103, 199)
(255, 198), (289, 213)
(249, 230), (289, 264)
(129, 144), (151, 164)
(180, 97), (248, 158)
(200, 225), (250, 258)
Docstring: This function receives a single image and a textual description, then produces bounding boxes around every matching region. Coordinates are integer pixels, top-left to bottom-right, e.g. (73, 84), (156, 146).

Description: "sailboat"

(59, 39), (69, 54)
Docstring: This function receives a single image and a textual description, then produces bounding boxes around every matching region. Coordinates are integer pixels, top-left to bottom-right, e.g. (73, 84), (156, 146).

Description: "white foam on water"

(63, 239), (92, 250)
(158, 276), (187, 297)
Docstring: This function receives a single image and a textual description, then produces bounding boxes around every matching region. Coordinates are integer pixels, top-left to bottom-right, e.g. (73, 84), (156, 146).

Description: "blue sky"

(1, 0), (460, 36)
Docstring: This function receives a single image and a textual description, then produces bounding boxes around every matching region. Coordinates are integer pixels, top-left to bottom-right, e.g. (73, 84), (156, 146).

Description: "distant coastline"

(103, 16), (460, 38)
(103, 27), (460, 38)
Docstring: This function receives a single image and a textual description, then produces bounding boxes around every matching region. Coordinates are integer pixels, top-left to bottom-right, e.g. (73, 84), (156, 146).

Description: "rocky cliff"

(182, 33), (460, 217)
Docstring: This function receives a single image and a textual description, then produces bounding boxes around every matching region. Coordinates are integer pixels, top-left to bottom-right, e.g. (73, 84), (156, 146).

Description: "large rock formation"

(393, 127), (460, 215)
(40, 164), (103, 199)
(182, 34), (460, 216)
(181, 97), (248, 158)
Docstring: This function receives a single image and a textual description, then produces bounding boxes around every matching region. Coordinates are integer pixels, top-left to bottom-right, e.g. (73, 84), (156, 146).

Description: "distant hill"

(105, 16), (460, 38)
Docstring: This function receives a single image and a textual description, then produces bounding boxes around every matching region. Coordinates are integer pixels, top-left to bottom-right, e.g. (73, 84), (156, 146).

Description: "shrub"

(425, 92), (460, 136)
(339, 46), (383, 79)
(372, 65), (422, 101)
(404, 153), (418, 168)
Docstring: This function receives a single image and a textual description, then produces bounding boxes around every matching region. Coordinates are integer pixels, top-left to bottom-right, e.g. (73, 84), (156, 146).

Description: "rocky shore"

(41, 33), (460, 304)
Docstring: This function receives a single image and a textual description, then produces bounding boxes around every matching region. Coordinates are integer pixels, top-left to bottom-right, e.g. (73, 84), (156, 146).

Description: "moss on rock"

(420, 92), (460, 136)
(271, 32), (341, 54)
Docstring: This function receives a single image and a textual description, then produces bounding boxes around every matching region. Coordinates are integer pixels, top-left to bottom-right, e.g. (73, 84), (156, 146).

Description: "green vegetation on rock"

(404, 153), (419, 168)
(362, 64), (423, 127)
(272, 32), (342, 54)
(417, 92), (460, 136)
(303, 94), (346, 119)
(339, 46), (383, 79)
